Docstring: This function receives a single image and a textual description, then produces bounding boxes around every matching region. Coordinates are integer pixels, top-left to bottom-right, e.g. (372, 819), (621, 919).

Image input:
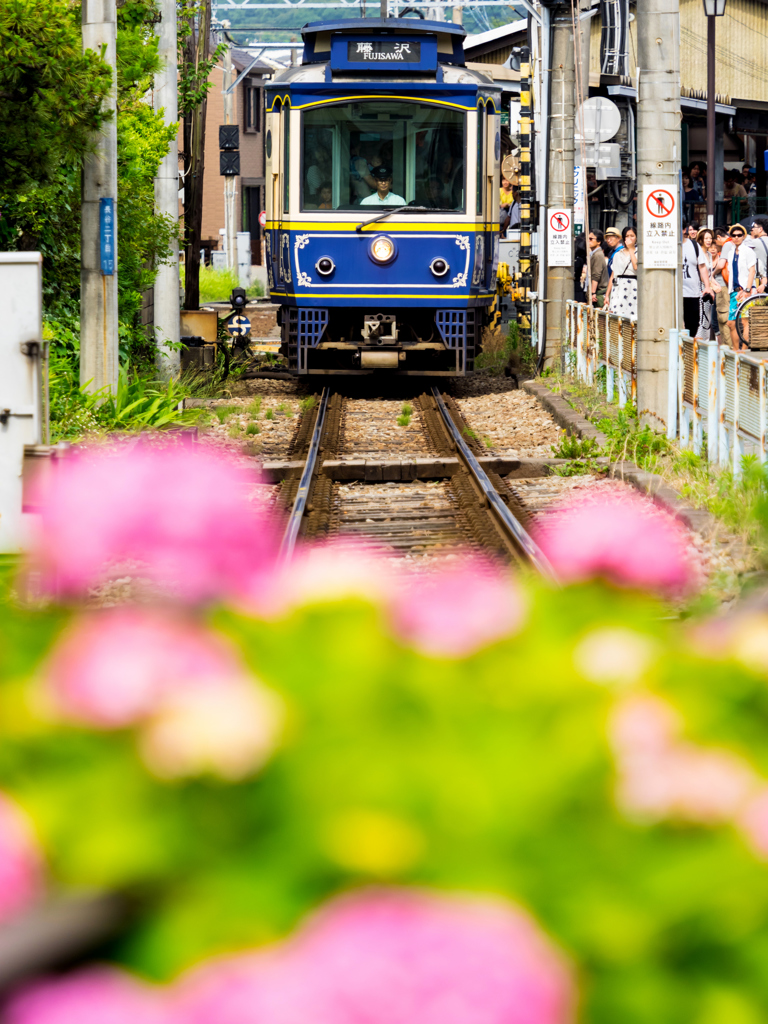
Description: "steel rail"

(279, 387), (330, 560)
(430, 387), (557, 579)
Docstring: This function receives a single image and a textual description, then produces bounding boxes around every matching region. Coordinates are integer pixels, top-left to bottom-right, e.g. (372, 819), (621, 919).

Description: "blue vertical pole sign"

(99, 197), (115, 275)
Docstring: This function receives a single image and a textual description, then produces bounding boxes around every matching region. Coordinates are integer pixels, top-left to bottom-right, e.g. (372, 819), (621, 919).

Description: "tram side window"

(301, 100), (465, 211)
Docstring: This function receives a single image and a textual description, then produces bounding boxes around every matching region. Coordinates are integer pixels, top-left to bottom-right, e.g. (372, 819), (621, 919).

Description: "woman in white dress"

(604, 226), (638, 319)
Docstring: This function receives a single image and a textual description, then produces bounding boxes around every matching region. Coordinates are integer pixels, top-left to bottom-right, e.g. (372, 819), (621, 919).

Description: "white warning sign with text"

(547, 208), (572, 267)
(643, 186), (678, 269)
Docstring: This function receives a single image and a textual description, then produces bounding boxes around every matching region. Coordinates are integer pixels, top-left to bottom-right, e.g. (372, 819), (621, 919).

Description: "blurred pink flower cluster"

(535, 489), (695, 597)
(0, 793), (44, 924)
(5, 889), (574, 1024)
(30, 445), (278, 604)
(42, 608), (283, 780)
(610, 693), (768, 855)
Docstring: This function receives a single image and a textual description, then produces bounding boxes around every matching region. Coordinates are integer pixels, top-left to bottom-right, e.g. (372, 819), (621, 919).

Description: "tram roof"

(300, 17), (466, 41)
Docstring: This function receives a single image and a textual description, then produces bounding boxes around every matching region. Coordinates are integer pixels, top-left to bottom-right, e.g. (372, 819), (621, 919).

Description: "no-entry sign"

(643, 186), (678, 269)
(547, 208), (572, 267)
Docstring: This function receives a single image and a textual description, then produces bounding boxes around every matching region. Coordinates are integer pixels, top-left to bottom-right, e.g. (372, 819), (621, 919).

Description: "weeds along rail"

(273, 389), (555, 576)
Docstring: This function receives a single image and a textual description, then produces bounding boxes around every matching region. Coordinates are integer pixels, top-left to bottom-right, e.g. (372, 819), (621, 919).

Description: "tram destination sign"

(347, 40), (421, 62)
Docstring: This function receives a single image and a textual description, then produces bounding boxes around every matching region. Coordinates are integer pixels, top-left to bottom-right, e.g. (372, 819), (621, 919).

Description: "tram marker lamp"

(702, 0), (726, 13)
(370, 236), (395, 263)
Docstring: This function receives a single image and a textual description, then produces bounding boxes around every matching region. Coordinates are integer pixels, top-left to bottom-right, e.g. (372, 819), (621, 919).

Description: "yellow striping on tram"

(266, 93), (484, 112)
(264, 222), (497, 231)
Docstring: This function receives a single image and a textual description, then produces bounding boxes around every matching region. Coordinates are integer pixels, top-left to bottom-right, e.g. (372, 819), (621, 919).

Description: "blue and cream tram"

(264, 16), (501, 376)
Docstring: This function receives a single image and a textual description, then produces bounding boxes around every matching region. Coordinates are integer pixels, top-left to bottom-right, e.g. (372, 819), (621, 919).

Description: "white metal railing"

(565, 300), (637, 408)
(669, 332), (768, 476)
(565, 300), (768, 477)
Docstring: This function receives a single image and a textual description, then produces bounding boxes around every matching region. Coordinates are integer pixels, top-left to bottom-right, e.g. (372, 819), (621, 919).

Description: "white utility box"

(0, 253), (43, 552)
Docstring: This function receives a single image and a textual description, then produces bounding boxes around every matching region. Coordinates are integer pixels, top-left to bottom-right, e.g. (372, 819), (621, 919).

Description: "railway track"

(275, 388), (555, 577)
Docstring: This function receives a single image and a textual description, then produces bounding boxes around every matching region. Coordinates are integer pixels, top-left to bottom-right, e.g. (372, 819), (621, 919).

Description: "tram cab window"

(301, 100), (465, 211)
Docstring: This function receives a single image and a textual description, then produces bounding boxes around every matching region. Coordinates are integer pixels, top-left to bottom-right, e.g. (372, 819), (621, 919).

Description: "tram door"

(486, 107), (501, 288)
(266, 101), (291, 292)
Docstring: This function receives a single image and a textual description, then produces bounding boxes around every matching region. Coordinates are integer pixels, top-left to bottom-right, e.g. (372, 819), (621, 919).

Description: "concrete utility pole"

(154, 0), (181, 378)
(81, 0), (119, 396)
(636, 0), (682, 431)
(544, 2), (575, 367)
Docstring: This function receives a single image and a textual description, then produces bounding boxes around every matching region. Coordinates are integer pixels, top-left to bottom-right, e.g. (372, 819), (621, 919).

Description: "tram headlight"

(429, 257), (449, 277)
(316, 256), (335, 276)
(370, 235), (395, 263)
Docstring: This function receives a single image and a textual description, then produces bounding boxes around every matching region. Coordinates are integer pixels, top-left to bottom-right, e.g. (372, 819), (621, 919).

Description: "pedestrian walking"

(604, 226), (637, 319)
(690, 163), (706, 201)
(696, 228), (718, 341)
(602, 226), (624, 273)
(574, 233), (588, 303)
(588, 229), (609, 306)
(682, 229), (709, 337)
(745, 215), (768, 293)
(725, 224), (757, 351)
(712, 227), (733, 342)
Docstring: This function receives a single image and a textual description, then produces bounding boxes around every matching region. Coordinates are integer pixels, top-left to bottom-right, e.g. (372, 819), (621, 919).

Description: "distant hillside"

(217, 5), (523, 46)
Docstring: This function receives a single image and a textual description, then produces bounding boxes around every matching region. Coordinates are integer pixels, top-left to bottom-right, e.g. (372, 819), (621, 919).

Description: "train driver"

(359, 165), (405, 206)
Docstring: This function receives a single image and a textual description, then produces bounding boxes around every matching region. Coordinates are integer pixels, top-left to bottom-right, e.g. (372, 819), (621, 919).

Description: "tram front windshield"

(302, 100), (465, 211)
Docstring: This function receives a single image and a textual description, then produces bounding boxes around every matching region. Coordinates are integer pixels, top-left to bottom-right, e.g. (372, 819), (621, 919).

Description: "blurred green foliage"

(4, 580), (768, 1023)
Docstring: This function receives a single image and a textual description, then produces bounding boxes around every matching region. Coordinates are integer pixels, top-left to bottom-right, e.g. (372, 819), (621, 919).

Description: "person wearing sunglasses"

(726, 225), (757, 351)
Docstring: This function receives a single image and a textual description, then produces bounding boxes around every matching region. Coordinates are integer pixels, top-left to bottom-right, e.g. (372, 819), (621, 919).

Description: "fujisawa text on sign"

(642, 186), (678, 269)
(547, 209), (572, 267)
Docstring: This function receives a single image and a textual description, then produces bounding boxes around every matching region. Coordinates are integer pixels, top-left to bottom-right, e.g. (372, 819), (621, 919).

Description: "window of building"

(300, 99), (465, 211)
(244, 80), (261, 133)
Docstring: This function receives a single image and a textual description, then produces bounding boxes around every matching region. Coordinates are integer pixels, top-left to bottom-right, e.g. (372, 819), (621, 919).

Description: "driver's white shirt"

(360, 191), (406, 206)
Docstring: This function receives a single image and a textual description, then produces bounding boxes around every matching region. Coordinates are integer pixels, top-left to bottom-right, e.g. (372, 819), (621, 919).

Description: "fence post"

(678, 334), (686, 448)
(733, 355), (742, 479)
(692, 337), (701, 455)
(707, 342), (718, 463)
(617, 320), (626, 408)
(631, 320), (637, 407)
(718, 347), (728, 466)
(667, 327), (678, 440)
(604, 312), (614, 402)
(760, 361), (766, 466)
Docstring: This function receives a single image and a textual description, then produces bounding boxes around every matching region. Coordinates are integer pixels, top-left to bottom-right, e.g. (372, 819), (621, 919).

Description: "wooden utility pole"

(80, 0), (118, 395)
(636, 0), (682, 431)
(182, 0), (213, 311)
(154, 0), (180, 377)
(544, 1), (575, 367)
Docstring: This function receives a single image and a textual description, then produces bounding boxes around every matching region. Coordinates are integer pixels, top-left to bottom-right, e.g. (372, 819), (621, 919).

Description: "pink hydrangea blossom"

(176, 888), (574, 1024)
(42, 608), (247, 728)
(738, 787), (768, 858)
(29, 445), (278, 603)
(242, 541), (395, 619)
(0, 793), (44, 923)
(139, 679), (283, 780)
(534, 490), (694, 596)
(41, 608), (283, 779)
(4, 967), (170, 1024)
(386, 557), (525, 658)
(610, 695), (754, 824)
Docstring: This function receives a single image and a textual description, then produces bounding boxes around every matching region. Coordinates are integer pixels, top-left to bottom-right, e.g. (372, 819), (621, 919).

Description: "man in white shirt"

(745, 216), (768, 293)
(359, 166), (406, 206)
(682, 234), (710, 337)
(726, 224), (757, 351)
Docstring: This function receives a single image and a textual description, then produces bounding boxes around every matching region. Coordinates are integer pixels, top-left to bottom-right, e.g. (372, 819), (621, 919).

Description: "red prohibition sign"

(645, 189), (675, 218)
(550, 211), (570, 232)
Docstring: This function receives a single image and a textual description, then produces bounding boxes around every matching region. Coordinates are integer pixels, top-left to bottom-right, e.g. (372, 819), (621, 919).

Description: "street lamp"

(703, 0), (727, 229)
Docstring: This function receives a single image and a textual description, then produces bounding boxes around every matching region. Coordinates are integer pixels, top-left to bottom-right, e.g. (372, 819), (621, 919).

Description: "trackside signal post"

(636, 0), (682, 431)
